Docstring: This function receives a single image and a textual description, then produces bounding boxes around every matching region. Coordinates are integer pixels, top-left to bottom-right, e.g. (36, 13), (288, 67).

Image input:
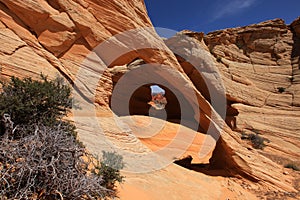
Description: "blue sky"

(144, 0), (300, 34)
(150, 85), (165, 95)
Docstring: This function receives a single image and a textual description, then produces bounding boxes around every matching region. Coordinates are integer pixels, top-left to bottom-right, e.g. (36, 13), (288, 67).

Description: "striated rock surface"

(202, 18), (300, 195)
(203, 18), (300, 166)
(0, 0), (299, 199)
(118, 163), (259, 200)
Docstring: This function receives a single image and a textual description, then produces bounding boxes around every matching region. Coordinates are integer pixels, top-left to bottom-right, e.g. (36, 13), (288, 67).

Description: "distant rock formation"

(0, 0), (299, 199)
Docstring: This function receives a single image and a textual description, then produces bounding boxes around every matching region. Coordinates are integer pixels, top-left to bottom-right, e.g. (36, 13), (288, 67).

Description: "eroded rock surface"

(203, 19), (300, 168)
(0, 0), (299, 199)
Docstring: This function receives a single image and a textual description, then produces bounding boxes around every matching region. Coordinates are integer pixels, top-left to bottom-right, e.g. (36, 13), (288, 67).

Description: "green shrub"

(0, 75), (72, 127)
(0, 75), (124, 199)
(284, 163), (300, 171)
(95, 151), (125, 190)
(277, 87), (286, 93)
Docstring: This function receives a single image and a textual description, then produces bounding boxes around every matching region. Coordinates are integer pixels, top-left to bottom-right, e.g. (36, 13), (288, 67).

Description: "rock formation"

(0, 0), (299, 199)
(204, 18), (300, 173)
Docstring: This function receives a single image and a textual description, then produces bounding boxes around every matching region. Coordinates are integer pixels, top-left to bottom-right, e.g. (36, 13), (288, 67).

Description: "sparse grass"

(284, 163), (300, 171)
(249, 134), (266, 149)
(241, 130), (269, 150)
(277, 87), (286, 93)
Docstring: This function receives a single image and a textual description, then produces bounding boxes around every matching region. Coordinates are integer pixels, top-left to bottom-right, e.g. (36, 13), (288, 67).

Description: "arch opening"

(127, 83), (181, 122)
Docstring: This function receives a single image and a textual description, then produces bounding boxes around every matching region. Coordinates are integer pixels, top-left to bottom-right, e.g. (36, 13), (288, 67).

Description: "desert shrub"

(241, 132), (268, 150)
(277, 87), (286, 93)
(95, 151), (125, 190)
(0, 75), (124, 199)
(0, 75), (73, 129)
(249, 134), (266, 149)
(0, 125), (112, 199)
(284, 163), (300, 171)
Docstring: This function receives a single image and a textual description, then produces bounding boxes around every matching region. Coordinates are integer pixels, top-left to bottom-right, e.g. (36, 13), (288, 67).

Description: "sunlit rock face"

(204, 18), (300, 171)
(0, 0), (300, 198)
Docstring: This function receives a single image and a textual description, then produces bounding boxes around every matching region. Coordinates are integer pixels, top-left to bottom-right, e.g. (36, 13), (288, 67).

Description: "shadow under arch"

(109, 81), (202, 132)
(128, 83), (181, 122)
(106, 50), (202, 130)
(174, 54), (212, 104)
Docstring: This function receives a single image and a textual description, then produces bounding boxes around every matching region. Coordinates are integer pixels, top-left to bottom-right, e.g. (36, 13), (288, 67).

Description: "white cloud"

(210, 0), (256, 21)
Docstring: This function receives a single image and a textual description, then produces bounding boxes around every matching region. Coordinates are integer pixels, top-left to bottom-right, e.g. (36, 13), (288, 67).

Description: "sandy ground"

(120, 115), (215, 163)
(116, 116), (258, 200)
(117, 164), (258, 200)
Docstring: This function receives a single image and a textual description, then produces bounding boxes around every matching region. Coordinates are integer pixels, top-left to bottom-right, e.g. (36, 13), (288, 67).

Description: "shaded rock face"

(291, 17), (300, 38)
(127, 84), (182, 121)
(0, 0), (300, 198)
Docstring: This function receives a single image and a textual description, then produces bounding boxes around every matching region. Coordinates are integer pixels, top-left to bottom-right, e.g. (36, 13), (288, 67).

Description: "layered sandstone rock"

(202, 18), (300, 194)
(203, 18), (300, 166)
(164, 30), (299, 193)
(0, 0), (299, 199)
